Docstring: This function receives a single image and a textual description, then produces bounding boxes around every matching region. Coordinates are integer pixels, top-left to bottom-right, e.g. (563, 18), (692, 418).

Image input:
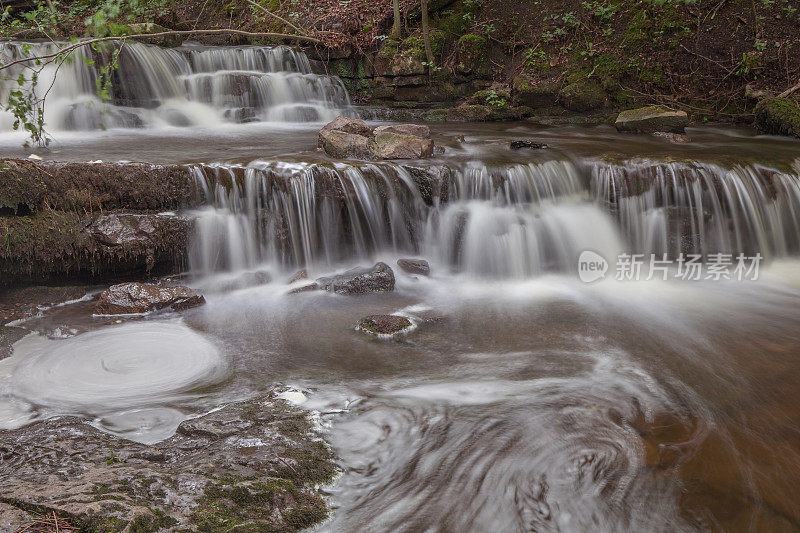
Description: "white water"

(188, 157), (800, 280)
(0, 41), (350, 132)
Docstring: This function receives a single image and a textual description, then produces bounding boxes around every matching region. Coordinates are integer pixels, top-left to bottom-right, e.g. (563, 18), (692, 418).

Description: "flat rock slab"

(95, 282), (205, 314)
(0, 394), (335, 532)
(315, 262), (395, 295)
(615, 105), (689, 134)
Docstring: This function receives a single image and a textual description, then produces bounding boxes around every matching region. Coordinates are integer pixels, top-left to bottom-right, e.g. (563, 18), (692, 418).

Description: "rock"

(653, 131), (691, 143)
(315, 262), (395, 294)
(0, 394), (335, 531)
(558, 80), (606, 112)
(373, 124), (431, 138)
(510, 140), (548, 150)
(0, 325), (27, 359)
(754, 98), (800, 138)
(512, 76), (559, 108)
(446, 104), (492, 122)
(456, 34), (489, 76)
(615, 105), (689, 133)
(88, 213), (161, 246)
(95, 282), (205, 314)
(390, 54), (426, 76)
(356, 314), (413, 336)
(745, 83), (772, 100)
(322, 129), (375, 160)
(287, 282), (320, 294)
(397, 258), (431, 276)
(289, 269), (308, 283)
(317, 116), (373, 148)
(370, 132), (434, 159)
(215, 270), (271, 291)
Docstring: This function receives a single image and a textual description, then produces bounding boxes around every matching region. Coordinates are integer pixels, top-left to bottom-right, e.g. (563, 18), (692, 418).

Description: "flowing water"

(2, 42), (800, 532)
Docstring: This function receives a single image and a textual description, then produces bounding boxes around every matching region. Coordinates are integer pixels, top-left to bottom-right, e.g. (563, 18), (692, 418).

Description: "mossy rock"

(490, 106), (534, 121)
(512, 77), (559, 108)
(615, 105), (689, 133)
(455, 34), (489, 76)
(446, 104), (492, 122)
(470, 89), (510, 108)
(424, 109), (448, 122)
(754, 98), (800, 138)
(558, 80), (607, 112)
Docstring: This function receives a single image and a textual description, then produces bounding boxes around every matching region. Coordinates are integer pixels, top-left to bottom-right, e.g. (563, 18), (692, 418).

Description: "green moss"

(754, 98), (800, 138)
(456, 34), (489, 76)
(378, 39), (399, 59)
(558, 79), (606, 112)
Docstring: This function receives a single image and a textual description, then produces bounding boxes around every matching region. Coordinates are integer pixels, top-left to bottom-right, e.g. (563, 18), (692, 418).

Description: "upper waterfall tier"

(0, 41), (351, 132)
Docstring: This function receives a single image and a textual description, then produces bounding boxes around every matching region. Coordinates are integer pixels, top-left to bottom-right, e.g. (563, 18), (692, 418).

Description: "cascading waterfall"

(188, 157), (800, 280)
(0, 41), (350, 132)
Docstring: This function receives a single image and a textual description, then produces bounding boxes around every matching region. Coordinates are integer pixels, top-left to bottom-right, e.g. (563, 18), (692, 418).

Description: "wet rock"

(397, 258), (431, 276)
(446, 104), (492, 122)
(374, 123), (431, 138)
(322, 129), (375, 160)
(88, 213), (162, 246)
(370, 131), (434, 159)
(216, 270), (271, 291)
(315, 262), (395, 294)
(0, 325), (28, 359)
(289, 269), (308, 283)
(510, 140), (548, 150)
(0, 394), (335, 532)
(558, 80), (606, 112)
(95, 282), (205, 314)
(317, 116), (373, 148)
(512, 76), (559, 108)
(287, 282), (320, 294)
(653, 131), (691, 143)
(356, 314), (413, 336)
(615, 105), (689, 134)
(754, 97), (800, 138)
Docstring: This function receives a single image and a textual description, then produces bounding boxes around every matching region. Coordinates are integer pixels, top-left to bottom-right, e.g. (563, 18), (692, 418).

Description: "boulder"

(445, 104), (492, 122)
(95, 282), (205, 314)
(558, 80), (606, 112)
(510, 140), (548, 150)
(317, 116), (373, 148)
(322, 130), (375, 160)
(512, 76), (559, 108)
(615, 105), (689, 133)
(754, 97), (800, 138)
(315, 262), (395, 294)
(88, 213), (163, 246)
(456, 34), (489, 76)
(356, 314), (413, 337)
(370, 132), (434, 159)
(397, 258), (431, 276)
(374, 124), (431, 138)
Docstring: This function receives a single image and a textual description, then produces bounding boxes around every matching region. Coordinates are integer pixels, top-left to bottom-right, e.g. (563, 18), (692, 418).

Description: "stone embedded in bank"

(315, 262), (395, 294)
(615, 105), (689, 134)
(95, 282), (205, 314)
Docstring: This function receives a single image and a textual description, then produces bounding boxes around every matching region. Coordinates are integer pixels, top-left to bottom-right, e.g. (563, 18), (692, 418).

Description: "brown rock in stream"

(95, 282), (205, 314)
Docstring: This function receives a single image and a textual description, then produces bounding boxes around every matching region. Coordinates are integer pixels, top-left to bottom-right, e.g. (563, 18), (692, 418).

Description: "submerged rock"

(615, 105), (689, 134)
(653, 131), (691, 143)
(0, 394), (335, 531)
(315, 262), (395, 294)
(509, 140), (548, 150)
(0, 325), (27, 359)
(397, 258), (431, 276)
(370, 131), (434, 159)
(289, 268), (309, 283)
(754, 97), (800, 138)
(356, 314), (413, 337)
(95, 282), (205, 314)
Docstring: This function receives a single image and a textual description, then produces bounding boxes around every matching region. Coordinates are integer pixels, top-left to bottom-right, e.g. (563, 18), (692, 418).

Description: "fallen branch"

(0, 28), (323, 72)
(246, 0), (307, 36)
(778, 80), (800, 98)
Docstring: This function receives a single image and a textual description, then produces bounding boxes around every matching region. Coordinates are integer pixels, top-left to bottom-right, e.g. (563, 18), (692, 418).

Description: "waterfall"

(188, 157), (800, 280)
(0, 41), (351, 132)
